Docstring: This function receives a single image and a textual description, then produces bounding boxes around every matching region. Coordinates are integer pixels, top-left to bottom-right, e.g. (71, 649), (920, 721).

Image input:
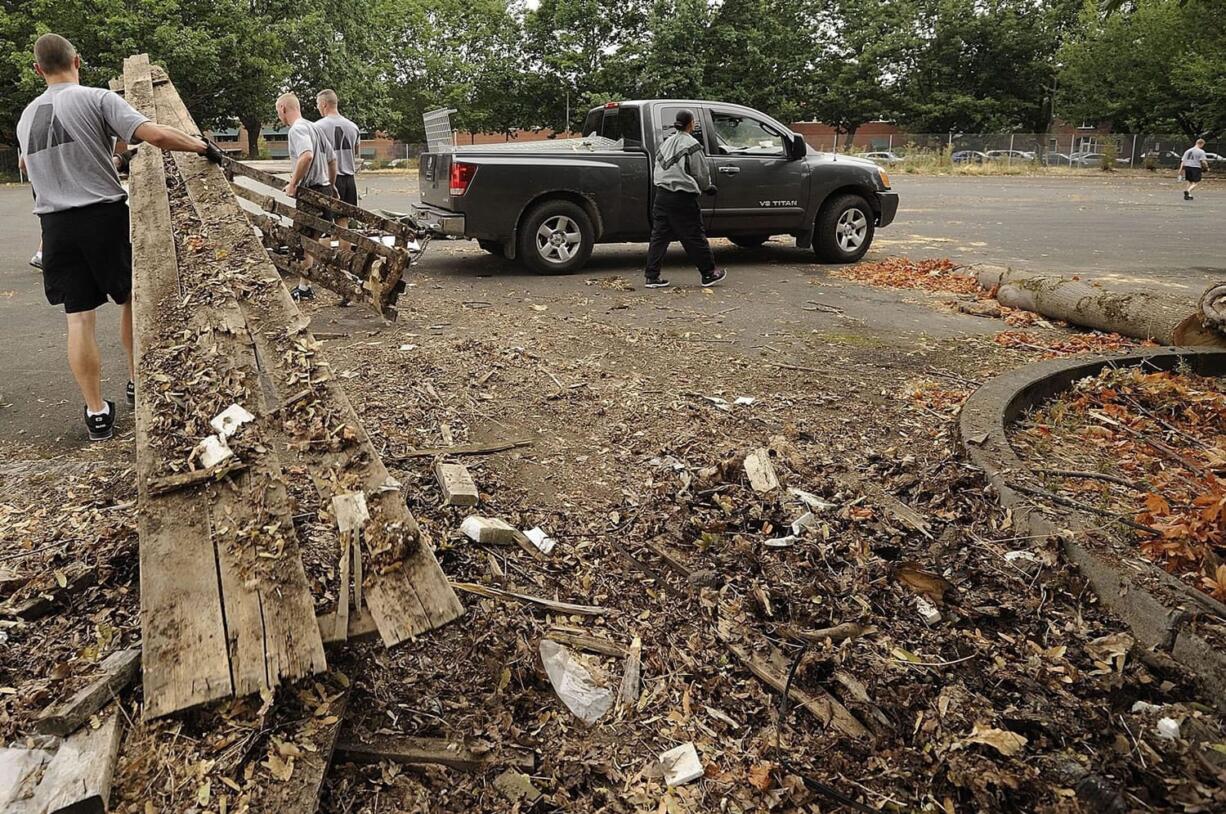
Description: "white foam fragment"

(524, 526), (556, 555)
(659, 742), (704, 786)
(209, 403), (254, 438)
(196, 435), (233, 469)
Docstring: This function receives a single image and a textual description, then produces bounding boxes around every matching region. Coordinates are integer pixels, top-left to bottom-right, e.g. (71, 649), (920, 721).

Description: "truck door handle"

(718, 166), (741, 175)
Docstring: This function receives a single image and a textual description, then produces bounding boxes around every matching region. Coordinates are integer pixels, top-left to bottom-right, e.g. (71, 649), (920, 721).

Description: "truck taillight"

(450, 161), (477, 196)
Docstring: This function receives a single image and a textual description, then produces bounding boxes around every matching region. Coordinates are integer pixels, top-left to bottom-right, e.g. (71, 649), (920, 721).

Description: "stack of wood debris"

(0, 55), (464, 814)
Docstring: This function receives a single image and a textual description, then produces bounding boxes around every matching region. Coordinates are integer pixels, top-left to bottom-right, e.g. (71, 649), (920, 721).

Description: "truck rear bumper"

(876, 191), (899, 228)
(410, 203), (466, 237)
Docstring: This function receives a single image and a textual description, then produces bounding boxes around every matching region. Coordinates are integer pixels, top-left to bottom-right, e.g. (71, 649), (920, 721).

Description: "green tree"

(1059, 0), (1224, 138)
(898, 0), (1081, 134)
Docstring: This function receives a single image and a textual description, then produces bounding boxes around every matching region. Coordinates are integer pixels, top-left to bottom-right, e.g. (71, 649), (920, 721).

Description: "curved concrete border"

(959, 347), (1226, 710)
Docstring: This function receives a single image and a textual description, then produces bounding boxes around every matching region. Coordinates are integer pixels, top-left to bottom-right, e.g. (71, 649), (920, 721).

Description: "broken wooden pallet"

(125, 54), (327, 720)
(223, 156), (425, 319)
(135, 57), (463, 648)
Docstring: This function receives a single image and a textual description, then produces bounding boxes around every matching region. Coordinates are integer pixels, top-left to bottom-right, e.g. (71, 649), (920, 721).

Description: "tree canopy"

(1, 0), (1220, 153)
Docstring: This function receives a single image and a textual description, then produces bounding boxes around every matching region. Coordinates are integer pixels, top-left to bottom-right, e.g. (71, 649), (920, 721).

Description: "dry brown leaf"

(895, 562), (954, 603)
(960, 723), (1028, 756)
(748, 762), (775, 791)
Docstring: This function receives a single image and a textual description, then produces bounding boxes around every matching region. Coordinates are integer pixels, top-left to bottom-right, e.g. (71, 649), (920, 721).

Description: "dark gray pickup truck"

(412, 100), (898, 274)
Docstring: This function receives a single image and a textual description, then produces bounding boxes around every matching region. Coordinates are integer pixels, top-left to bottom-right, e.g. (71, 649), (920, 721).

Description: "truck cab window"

(711, 111), (785, 157)
(657, 106), (703, 143)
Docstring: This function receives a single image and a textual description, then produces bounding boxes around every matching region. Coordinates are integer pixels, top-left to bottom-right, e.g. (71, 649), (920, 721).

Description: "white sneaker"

(29, 251), (43, 270)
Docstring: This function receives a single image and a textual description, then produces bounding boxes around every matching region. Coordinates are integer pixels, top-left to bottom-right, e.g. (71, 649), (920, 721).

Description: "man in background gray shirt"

(17, 33), (221, 441)
(276, 92), (336, 300)
(315, 89), (361, 251)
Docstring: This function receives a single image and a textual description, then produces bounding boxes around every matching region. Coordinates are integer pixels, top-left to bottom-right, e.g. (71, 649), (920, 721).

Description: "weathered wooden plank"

(36, 649), (140, 737)
(125, 54), (233, 719)
(30, 704), (123, 814)
(152, 76), (464, 647)
(153, 88), (326, 702)
(230, 182), (403, 262)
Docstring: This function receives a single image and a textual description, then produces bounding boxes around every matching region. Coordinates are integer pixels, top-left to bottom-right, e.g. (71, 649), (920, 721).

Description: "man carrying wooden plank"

(315, 89), (362, 251)
(16, 33), (223, 441)
(275, 91), (337, 301)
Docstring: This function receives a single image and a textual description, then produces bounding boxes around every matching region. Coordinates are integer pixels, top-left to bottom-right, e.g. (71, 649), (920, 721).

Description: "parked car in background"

(985, 149), (1035, 162)
(1073, 153), (1130, 168)
(1205, 152), (1226, 164)
(951, 150), (987, 164)
(1042, 152), (1073, 166)
(860, 151), (905, 167)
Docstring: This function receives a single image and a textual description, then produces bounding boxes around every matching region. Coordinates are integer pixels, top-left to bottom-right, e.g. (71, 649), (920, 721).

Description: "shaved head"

(34, 33), (77, 75)
(277, 93), (301, 113)
(316, 89), (338, 110)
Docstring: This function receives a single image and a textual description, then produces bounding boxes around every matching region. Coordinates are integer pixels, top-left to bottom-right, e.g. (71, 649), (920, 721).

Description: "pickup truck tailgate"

(419, 152), (453, 209)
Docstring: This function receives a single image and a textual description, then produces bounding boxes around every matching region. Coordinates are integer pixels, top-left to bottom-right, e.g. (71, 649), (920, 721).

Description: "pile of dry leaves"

(993, 330), (1154, 358)
(832, 258), (980, 295)
(1015, 367), (1226, 600)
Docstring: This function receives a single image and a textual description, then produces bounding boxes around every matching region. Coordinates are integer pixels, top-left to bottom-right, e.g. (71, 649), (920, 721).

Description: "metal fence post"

(1008, 133), (1014, 165)
(1130, 133), (1138, 168)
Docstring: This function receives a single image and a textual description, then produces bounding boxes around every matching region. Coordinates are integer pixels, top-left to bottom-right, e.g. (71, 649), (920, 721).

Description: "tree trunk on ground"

(241, 116), (261, 159)
(1200, 282), (1226, 332)
(975, 266), (1226, 348)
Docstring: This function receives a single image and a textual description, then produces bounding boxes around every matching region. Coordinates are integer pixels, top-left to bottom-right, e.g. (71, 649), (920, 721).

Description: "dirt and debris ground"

(3, 231), (1225, 812)
(3, 171), (1226, 811)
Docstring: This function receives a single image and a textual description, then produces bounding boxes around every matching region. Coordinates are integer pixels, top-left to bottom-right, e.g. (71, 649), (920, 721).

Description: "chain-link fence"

(806, 131), (1224, 170)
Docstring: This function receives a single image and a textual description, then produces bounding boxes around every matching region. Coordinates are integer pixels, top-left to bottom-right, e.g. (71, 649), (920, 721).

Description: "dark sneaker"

(291, 285), (315, 301)
(700, 269), (727, 287)
(85, 401), (116, 442)
(644, 277), (671, 289)
(126, 380), (136, 405)
(1184, 192), (1193, 200)
(29, 251), (43, 270)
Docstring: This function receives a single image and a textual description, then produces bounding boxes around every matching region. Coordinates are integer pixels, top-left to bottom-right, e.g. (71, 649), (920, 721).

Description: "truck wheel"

(477, 239), (504, 256)
(813, 194), (875, 263)
(729, 234), (770, 249)
(518, 200), (594, 274)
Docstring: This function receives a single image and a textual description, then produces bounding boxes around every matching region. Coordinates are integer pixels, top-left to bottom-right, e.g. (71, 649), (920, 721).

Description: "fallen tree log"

(1202, 282), (1226, 332)
(975, 267), (1226, 348)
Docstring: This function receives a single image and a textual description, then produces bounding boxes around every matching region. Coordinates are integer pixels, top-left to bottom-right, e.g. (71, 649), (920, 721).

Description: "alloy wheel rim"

(536, 215), (582, 264)
(836, 208), (867, 252)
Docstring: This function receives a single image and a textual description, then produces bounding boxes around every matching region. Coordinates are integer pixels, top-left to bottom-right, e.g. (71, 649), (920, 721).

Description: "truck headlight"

(878, 169), (891, 189)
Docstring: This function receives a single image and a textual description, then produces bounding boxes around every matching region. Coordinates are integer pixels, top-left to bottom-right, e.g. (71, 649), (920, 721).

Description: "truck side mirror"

(788, 133), (807, 160)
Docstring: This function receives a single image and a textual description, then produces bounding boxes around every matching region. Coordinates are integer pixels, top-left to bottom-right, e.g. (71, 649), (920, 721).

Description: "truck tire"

(518, 200), (594, 275)
(813, 194), (874, 264)
(729, 234), (770, 249)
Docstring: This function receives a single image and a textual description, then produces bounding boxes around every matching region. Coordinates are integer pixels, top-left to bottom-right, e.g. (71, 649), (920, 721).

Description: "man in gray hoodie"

(644, 110), (725, 288)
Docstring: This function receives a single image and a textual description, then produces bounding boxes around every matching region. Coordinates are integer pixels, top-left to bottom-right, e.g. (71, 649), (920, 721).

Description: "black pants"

(644, 188), (715, 278)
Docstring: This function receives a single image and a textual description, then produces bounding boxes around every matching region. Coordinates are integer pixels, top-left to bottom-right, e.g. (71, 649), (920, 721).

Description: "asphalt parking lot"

(2, 170), (1222, 448)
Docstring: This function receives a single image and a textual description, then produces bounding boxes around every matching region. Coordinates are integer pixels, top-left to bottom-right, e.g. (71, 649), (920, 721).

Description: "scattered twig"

(451, 582), (610, 616)
(1009, 481), (1161, 536)
(392, 439), (533, 460)
(1036, 468), (1146, 491)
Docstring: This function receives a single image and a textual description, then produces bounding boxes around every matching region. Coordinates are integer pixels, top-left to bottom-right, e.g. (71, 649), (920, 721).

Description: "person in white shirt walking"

(314, 89), (361, 251)
(17, 33), (222, 441)
(1181, 138), (1208, 201)
(275, 92), (337, 300)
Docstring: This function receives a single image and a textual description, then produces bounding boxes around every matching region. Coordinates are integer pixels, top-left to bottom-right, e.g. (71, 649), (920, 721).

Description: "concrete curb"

(959, 348), (1226, 710)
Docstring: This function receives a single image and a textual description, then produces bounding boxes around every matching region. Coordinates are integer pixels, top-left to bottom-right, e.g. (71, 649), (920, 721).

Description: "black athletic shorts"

(40, 200), (131, 314)
(335, 174), (358, 206)
(297, 183), (337, 239)
(1184, 166), (1203, 183)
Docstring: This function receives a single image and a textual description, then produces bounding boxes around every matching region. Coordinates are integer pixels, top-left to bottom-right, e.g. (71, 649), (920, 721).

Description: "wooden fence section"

(126, 55), (328, 720)
(137, 57), (465, 647)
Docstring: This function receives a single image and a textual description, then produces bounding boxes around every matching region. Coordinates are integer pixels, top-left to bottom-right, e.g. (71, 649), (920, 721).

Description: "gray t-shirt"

(17, 83), (148, 214)
(288, 117), (334, 188)
(1182, 146), (1207, 167)
(316, 114), (361, 176)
